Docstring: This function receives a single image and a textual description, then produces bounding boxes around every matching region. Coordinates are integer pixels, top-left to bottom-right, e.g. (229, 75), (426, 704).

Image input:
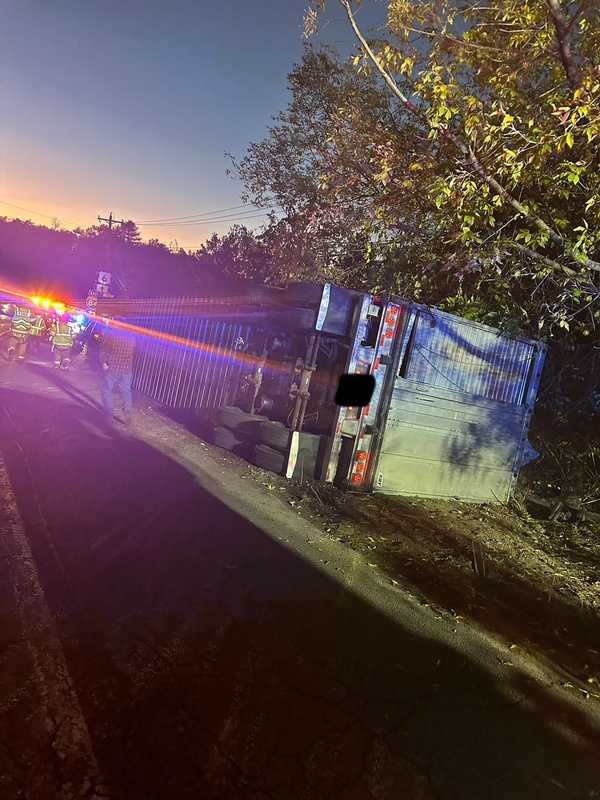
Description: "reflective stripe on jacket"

(52, 322), (74, 349)
(30, 316), (46, 336)
(11, 309), (32, 337)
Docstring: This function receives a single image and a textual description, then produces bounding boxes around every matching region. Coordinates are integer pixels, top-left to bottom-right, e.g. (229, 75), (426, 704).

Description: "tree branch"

(507, 240), (578, 277)
(401, 23), (506, 53)
(339, 0), (600, 274)
(544, 0), (582, 89)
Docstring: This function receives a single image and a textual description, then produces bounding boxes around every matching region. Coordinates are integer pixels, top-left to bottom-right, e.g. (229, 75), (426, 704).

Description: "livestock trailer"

(93, 281), (546, 502)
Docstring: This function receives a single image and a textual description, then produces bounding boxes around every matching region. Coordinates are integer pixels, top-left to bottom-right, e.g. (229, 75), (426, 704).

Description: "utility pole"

(97, 211), (126, 230)
(97, 212), (126, 297)
(97, 212), (131, 297)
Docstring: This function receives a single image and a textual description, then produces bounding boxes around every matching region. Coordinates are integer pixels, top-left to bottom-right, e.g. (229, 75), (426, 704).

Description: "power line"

(0, 196), (277, 237)
(136, 210), (278, 227)
(1, 190), (378, 231)
(136, 203), (274, 224)
(0, 197), (277, 230)
(135, 195), (375, 226)
(0, 199), (59, 221)
(0, 193), (406, 247)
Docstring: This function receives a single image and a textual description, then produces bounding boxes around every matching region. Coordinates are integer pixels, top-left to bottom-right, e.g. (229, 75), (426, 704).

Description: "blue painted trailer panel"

(372, 306), (546, 502)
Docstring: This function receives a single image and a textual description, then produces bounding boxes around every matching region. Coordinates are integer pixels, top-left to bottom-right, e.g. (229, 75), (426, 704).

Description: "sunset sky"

(0, 0), (378, 250)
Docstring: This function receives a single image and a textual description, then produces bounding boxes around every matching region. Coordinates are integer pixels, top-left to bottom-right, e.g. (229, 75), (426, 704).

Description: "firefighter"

(28, 311), (48, 356)
(50, 313), (74, 369)
(8, 304), (33, 362)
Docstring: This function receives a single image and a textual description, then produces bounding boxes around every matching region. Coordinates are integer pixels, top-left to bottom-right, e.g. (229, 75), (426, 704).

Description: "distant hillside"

(0, 217), (221, 300)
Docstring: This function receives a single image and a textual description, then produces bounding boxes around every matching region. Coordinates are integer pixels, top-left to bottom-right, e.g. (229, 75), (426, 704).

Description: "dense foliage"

(234, 0), (600, 339)
(193, 225), (275, 285)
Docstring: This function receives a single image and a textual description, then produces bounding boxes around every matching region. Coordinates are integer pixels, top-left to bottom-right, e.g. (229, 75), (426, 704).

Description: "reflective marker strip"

(349, 302), (405, 485)
(325, 293), (372, 482)
(350, 450), (369, 484)
(315, 283), (331, 331)
(286, 430), (300, 479)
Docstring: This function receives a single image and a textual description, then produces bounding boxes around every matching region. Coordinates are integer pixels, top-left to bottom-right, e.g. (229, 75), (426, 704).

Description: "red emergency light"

(30, 296), (67, 315)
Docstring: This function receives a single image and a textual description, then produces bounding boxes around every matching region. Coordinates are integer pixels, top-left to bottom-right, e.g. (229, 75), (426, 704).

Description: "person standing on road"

(29, 311), (48, 356)
(50, 313), (75, 369)
(100, 322), (136, 426)
(8, 304), (33, 362)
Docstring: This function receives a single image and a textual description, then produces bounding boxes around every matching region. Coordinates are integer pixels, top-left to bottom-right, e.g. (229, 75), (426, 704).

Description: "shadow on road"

(28, 361), (105, 413)
(0, 372), (599, 800)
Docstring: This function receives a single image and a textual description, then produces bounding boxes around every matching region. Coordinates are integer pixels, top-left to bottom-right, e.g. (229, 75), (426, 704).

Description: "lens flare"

(0, 282), (333, 389)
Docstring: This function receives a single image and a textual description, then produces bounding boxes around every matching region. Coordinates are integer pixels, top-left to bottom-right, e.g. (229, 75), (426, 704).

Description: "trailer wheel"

(248, 444), (286, 475)
(194, 407), (217, 425)
(255, 421), (291, 451)
(216, 406), (263, 430)
(253, 422), (324, 454)
(211, 426), (245, 452)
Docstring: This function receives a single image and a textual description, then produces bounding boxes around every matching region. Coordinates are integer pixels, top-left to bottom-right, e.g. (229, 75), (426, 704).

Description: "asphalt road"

(1, 358), (600, 800)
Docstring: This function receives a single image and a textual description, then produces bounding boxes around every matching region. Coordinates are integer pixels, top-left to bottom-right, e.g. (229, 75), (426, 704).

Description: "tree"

(116, 220), (142, 245)
(0, 217), (215, 298)
(194, 225), (276, 284)
(232, 46), (444, 293)
(303, 0), (600, 336)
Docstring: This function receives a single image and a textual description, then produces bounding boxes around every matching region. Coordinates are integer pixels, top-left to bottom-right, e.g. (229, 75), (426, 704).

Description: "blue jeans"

(102, 371), (132, 419)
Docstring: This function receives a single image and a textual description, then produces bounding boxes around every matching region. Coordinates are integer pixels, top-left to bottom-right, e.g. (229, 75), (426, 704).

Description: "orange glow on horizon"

(0, 200), (221, 252)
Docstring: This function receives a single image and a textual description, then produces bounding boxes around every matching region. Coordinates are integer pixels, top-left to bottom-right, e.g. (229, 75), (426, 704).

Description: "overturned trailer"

(94, 282), (546, 503)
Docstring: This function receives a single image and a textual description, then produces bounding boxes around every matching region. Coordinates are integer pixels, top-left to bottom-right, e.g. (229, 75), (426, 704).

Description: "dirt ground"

(235, 456), (600, 695)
